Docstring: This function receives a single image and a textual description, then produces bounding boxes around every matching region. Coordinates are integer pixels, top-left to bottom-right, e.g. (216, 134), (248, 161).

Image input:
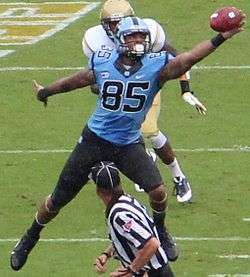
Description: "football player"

(10, 14), (244, 272)
(82, 0), (206, 202)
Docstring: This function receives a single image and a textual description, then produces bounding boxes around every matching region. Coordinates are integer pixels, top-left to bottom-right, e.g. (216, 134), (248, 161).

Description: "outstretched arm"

(159, 18), (245, 84)
(34, 68), (95, 106)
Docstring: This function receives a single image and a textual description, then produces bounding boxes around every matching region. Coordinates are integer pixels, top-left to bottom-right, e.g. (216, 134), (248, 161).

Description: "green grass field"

(0, 0), (249, 276)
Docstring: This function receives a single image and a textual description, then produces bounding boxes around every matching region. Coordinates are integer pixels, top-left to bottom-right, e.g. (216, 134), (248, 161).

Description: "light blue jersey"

(87, 49), (172, 145)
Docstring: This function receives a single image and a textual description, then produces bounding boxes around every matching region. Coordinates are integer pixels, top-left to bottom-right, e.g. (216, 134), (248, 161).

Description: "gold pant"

(141, 92), (161, 138)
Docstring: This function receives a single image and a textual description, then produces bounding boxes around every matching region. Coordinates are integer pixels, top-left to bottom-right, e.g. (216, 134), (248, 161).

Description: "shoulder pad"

(143, 18), (166, 52)
(83, 25), (115, 58)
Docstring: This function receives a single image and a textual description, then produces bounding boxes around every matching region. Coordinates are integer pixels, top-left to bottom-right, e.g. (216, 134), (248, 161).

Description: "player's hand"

(182, 91), (207, 115)
(110, 266), (133, 277)
(33, 80), (47, 107)
(221, 11), (246, 39)
(94, 254), (108, 274)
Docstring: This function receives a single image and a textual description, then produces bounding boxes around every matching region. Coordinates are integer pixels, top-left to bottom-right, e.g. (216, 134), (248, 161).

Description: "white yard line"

(0, 2), (97, 5)
(193, 65), (250, 70)
(0, 149), (72, 154)
(218, 255), (250, 259)
(0, 14), (73, 18)
(0, 147), (249, 155)
(176, 237), (250, 241)
(1, 237), (250, 243)
(0, 65), (250, 71)
(209, 275), (250, 277)
(0, 49), (14, 57)
(0, 66), (84, 71)
(0, 35), (35, 40)
(0, 20), (61, 25)
(243, 218), (250, 222)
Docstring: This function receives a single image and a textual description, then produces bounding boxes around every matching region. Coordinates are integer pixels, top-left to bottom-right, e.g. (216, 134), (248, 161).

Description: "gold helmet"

(100, 0), (135, 39)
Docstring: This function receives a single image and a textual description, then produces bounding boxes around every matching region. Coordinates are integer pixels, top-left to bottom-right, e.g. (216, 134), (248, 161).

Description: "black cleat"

(10, 233), (39, 271)
(157, 227), (179, 262)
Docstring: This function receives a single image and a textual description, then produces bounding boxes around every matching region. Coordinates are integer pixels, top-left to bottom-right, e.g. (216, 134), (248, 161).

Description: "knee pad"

(149, 131), (168, 149)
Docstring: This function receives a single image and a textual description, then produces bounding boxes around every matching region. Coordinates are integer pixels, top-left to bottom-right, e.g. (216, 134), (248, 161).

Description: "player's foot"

(157, 227), (179, 262)
(10, 233), (39, 271)
(173, 176), (192, 203)
(134, 149), (157, 192)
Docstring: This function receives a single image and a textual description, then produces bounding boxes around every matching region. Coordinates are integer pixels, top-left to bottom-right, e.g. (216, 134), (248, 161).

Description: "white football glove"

(182, 92), (207, 115)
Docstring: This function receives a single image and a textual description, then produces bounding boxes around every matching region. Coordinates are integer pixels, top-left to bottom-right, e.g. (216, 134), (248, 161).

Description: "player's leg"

(142, 92), (192, 203)
(138, 93), (161, 192)
(10, 128), (103, 271)
(152, 135), (192, 203)
(115, 142), (178, 261)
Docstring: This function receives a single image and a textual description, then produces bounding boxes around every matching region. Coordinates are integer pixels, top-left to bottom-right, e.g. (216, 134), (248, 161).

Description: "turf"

(0, 0), (249, 276)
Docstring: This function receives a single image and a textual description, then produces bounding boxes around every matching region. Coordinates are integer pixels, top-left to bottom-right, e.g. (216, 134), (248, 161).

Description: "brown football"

(210, 7), (243, 32)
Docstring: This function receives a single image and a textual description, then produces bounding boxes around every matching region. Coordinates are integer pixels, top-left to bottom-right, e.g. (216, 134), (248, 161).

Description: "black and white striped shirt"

(107, 194), (168, 271)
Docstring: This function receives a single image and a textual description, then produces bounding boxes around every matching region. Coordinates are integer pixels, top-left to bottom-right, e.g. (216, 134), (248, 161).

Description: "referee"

(91, 161), (175, 277)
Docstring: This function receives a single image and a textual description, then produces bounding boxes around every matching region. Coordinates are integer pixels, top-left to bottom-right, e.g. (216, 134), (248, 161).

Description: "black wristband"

(101, 252), (112, 258)
(37, 88), (53, 101)
(211, 34), (226, 48)
(180, 80), (190, 94)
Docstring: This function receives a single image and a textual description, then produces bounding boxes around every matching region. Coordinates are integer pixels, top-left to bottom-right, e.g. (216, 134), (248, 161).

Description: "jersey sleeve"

(82, 25), (115, 59)
(152, 21), (166, 52)
(113, 212), (153, 250)
(82, 35), (94, 59)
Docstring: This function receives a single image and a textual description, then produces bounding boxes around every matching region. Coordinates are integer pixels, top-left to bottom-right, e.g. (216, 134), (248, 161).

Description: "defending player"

(82, 0), (206, 201)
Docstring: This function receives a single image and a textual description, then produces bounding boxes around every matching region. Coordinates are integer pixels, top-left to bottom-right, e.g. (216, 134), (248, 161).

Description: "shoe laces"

(173, 177), (189, 197)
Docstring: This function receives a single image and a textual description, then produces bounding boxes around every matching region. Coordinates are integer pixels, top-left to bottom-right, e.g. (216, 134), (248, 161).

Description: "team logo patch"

(101, 71), (110, 78)
(122, 220), (133, 232)
(0, 1), (99, 58)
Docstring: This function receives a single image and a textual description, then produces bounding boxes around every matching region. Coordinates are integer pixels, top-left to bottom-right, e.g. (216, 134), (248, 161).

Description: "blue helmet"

(115, 16), (151, 57)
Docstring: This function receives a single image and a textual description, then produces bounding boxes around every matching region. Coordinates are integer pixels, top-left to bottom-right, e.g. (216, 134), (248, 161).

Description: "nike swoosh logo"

(135, 75), (144, 79)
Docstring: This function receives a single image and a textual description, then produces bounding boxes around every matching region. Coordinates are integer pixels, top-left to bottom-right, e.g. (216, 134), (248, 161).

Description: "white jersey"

(82, 18), (166, 59)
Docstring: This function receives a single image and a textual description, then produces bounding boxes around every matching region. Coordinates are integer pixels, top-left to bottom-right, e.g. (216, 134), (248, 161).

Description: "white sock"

(167, 158), (185, 179)
(150, 131), (167, 149)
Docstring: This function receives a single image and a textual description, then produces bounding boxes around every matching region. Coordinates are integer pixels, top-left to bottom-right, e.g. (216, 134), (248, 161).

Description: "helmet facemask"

(101, 16), (122, 40)
(115, 16), (152, 59)
(118, 30), (151, 57)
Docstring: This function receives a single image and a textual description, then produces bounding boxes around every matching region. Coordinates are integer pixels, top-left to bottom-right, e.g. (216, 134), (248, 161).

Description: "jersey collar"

(105, 193), (124, 218)
(114, 56), (143, 78)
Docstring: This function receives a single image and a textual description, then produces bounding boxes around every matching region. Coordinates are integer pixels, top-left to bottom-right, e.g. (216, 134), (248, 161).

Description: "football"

(210, 7), (243, 32)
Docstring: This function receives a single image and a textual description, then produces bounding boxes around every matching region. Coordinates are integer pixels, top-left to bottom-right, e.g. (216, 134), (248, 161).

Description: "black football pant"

(51, 126), (163, 209)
